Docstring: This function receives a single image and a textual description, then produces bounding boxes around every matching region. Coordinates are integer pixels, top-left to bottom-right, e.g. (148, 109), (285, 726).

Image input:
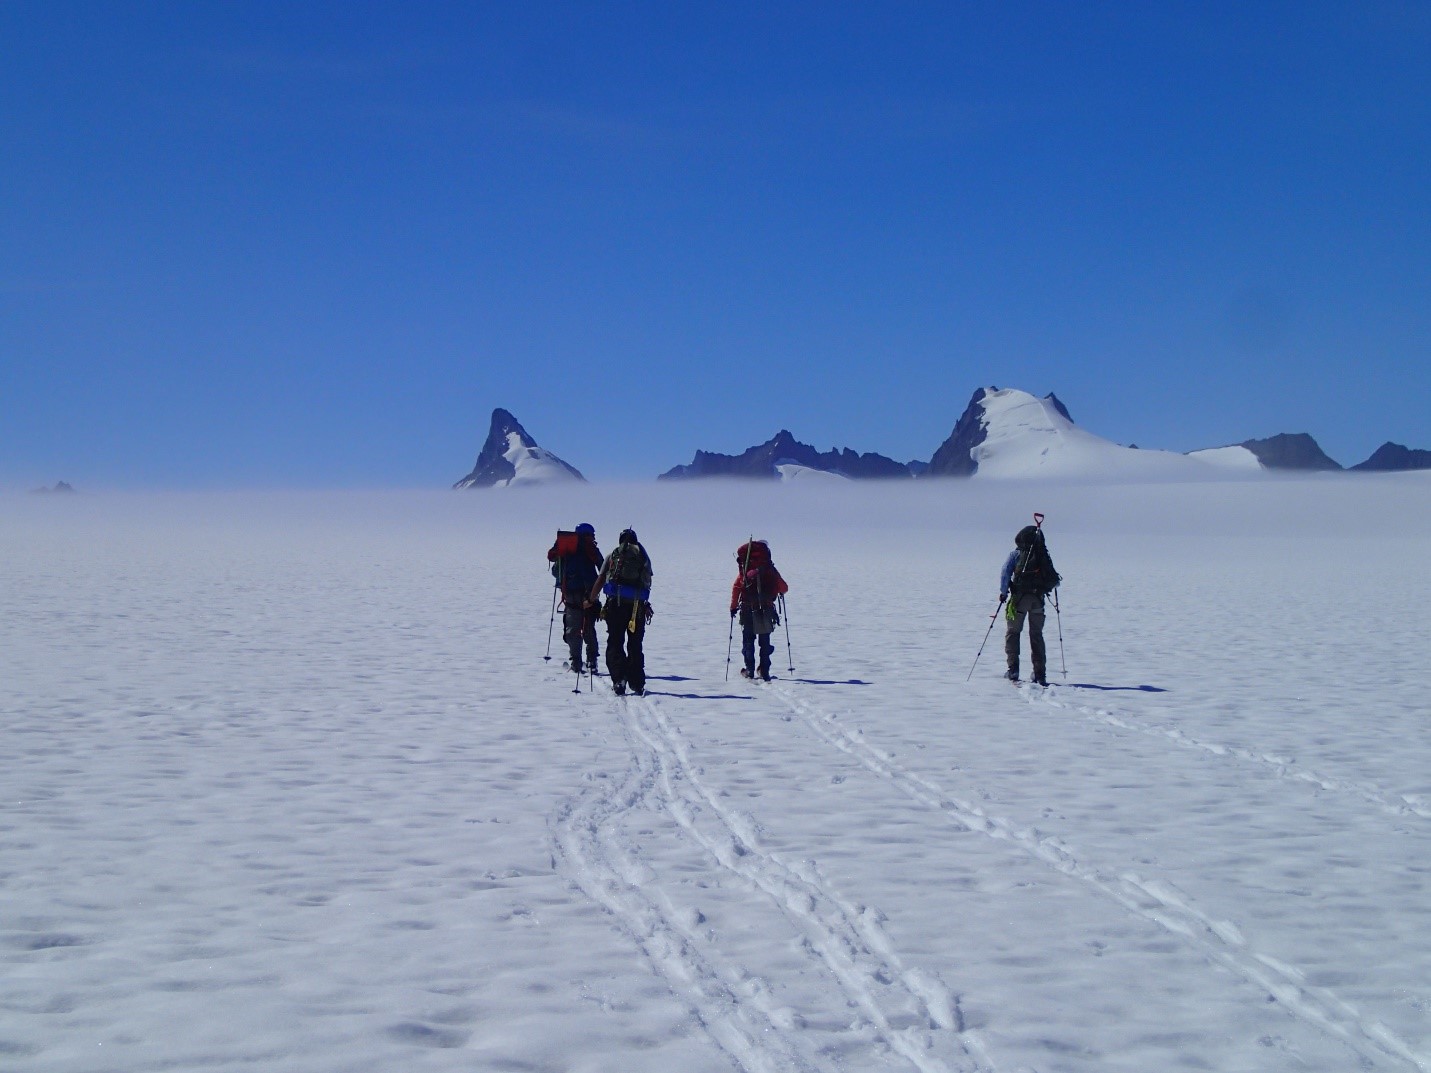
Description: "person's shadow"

(1063, 683), (1168, 693)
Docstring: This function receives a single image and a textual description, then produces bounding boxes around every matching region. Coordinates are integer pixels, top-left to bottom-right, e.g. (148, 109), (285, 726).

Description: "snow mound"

(969, 389), (1226, 480)
(495, 433), (586, 488)
(775, 463), (850, 482)
(1187, 446), (1264, 471)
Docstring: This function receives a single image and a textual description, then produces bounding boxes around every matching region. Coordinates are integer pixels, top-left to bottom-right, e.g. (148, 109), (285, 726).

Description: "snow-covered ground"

(4, 476), (1430, 1073)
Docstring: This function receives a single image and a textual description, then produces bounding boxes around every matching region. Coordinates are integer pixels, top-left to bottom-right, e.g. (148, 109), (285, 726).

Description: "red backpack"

(736, 541), (778, 609)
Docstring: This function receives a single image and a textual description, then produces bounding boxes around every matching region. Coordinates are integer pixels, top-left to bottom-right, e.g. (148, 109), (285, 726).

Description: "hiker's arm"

(589, 558), (610, 604)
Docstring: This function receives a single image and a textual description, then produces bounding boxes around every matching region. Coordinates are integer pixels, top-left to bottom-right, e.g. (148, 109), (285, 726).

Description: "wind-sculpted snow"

(3, 478), (1430, 1072)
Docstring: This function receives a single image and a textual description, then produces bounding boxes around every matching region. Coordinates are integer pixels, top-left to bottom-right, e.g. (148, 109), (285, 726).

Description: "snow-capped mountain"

(659, 430), (916, 481)
(926, 387), (1221, 479)
(453, 409), (585, 489)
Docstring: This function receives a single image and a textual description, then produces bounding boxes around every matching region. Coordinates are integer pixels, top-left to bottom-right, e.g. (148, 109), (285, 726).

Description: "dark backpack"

(1010, 530), (1060, 596)
(610, 542), (646, 587)
(550, 531), (600, 598)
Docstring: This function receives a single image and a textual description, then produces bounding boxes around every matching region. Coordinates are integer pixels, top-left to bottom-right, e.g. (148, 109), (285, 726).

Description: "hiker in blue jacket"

(1000, 524), (1060, 686)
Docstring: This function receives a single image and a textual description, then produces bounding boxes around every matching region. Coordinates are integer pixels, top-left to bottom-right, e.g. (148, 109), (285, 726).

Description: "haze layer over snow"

(971, 388), (1226, 479)
(4, 476), (1431, 1073)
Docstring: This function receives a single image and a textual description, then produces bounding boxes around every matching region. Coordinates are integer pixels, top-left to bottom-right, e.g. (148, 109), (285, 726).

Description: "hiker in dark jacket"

(547, 523), (602, 673)
(730, 539), (788, 680)
(590, 528), (653, 696)
(999, 524), (1060, 686)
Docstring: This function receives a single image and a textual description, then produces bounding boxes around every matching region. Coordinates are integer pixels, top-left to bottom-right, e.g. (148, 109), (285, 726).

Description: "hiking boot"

(613, 681), (626, 696)
(1005, 668), (1020, 682)
(739, 668), (755, 679)
(1032, 672), (1048, 687)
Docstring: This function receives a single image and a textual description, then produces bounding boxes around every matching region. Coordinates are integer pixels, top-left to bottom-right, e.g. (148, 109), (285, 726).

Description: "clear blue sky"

(3, 2), (1428, 486)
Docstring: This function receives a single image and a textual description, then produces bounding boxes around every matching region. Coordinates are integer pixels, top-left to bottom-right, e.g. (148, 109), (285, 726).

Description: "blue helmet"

(575, 523), (595, 535)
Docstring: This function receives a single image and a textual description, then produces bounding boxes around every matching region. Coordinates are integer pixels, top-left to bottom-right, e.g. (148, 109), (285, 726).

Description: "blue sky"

(3, 2), (1428, 486)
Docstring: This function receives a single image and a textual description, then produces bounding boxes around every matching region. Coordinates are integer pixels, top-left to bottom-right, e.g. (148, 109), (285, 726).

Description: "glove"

(730, 608), (738, 618)
(643, 603), (655, 624)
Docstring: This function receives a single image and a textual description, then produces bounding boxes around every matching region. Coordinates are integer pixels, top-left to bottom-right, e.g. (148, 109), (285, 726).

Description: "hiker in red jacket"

(730, 539), (788, 681)
(547, 523), (603, 673)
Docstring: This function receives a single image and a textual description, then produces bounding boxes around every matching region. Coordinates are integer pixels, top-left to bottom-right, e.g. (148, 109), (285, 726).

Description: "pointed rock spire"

(454, 409), (585, 488)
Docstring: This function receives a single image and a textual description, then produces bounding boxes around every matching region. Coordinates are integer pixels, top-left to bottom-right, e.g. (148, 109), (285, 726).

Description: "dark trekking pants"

(604, 598), (646, 692)
(562, 598), (599, 669)
(1004, 592), (1047, 679)
(739, 608), (775, 677)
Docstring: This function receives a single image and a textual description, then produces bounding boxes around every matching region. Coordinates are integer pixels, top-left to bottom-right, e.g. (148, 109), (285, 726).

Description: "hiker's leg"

(627, 614), (646, 693)
(1029, 604), (1047, 680)
(1004, 599), (1029, 677)
(757, 632), (773, 677)
(563, 604), (583, 666)
(605, 606), (627, 685)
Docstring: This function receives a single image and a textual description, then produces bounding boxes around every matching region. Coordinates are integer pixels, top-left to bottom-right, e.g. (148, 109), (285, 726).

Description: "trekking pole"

(779, 594), (794, 674)
(1053, 588), (1067, 678)
(724, 611), (737, 681)
(726, 536), (755, 681)
(543, 583), (559, 661)
(966, 595), (1006, 682)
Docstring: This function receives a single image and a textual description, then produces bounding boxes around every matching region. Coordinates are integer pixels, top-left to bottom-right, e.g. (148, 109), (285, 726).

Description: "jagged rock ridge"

(659, 430), (916, 480)
(1350, 442), (1431, 472)
(453, 409), (585, 489)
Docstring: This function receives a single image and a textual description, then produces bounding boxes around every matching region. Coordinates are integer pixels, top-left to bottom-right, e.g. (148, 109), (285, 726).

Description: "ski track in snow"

(1024, 686), (1431, 822)
(762, 681), (1430, 1073)
(552, 685), (989, 1073)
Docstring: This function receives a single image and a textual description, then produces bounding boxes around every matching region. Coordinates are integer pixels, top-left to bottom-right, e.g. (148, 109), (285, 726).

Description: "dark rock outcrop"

(1350, 442), (1431, 472)
(453, 408), (585, 489)
(1238, 433), (1342, 471)
(30, 481), (76, 494)
(659, 430), (915, 480)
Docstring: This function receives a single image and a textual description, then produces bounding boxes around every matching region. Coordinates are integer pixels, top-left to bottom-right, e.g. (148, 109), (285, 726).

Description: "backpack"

(739, 564), (780, 610)
(610, 542), (646, 587)
(1010, 528), (1060, 596)
(736, 540), (772, 569)
(551, 531), (599, 598)
(735, 541), (780, 611)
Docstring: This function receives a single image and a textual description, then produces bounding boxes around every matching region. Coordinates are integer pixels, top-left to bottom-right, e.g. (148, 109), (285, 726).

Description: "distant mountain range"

(454, 393), (1430, 487)
(659, 430), (920, 481)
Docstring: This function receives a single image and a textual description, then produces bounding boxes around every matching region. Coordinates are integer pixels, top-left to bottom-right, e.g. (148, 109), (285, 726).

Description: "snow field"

(3, 477), (1430, 1072)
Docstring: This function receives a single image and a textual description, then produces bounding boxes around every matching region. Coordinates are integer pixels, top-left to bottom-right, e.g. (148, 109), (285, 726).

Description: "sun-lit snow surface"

(972, 389), (1229, 478)
(5, 476), (1431, 1073)
(1187, 445), (1265, 470)
(775, 462), (850, 482)
(495, 431), (585, 487)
